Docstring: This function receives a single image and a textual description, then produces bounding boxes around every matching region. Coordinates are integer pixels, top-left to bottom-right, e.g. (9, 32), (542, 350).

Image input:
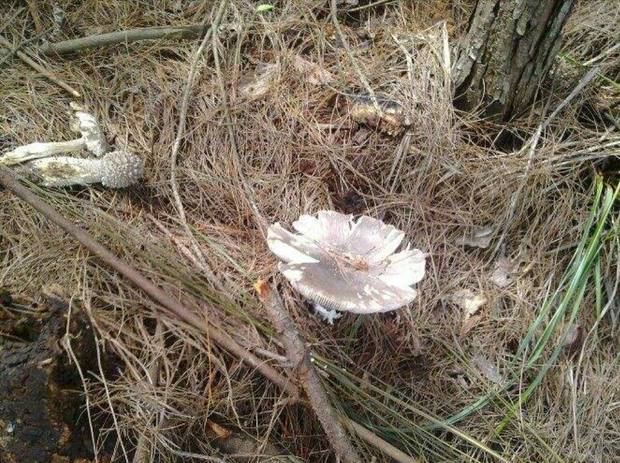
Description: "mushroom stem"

(15, 150), (144, 188)
(0, 139), (86, 166)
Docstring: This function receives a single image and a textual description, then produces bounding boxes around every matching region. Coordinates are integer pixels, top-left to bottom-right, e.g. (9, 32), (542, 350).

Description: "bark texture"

(454, 0), (575, 120)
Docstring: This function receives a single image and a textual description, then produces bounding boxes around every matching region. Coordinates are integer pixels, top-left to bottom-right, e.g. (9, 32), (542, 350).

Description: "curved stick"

(0, 166), (298, 397)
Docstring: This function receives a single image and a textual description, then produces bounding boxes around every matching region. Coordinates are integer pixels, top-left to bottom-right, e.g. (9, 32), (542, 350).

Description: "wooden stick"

(0, 35), (81, 97)
(22, 24), (213, 56)
(255, 281), (362, 463)
(0, 166), (298, 397)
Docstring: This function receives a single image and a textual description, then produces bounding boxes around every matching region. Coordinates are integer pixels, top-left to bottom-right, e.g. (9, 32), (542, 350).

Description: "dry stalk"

(0, 166), (299, 397)
(254, 280), (362, 463)
(169, 0), (228, 282)
(343, 418), (419, 463)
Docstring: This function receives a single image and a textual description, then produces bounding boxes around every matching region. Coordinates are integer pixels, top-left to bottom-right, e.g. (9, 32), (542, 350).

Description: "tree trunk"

(454, 0), (575, 120)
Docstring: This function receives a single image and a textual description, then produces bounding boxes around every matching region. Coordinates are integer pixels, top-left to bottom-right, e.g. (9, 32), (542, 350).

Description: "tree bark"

(454, 0), (575, 120)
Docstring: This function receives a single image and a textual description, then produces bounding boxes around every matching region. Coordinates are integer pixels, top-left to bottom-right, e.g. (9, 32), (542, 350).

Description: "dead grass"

(1, 0), (618, 462)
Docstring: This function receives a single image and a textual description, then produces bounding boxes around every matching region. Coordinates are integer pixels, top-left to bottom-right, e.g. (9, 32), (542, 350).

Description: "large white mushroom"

(267, 210), (426, 323)
(15, 150), (144, 188)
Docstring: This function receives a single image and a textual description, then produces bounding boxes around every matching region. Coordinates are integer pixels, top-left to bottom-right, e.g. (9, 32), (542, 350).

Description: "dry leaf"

(472, 353), (503, 385)
(292, 56), (333, 85)
(207, 421), (232, 440)
(451, 289), (487, 316)
(451, 289), (487, 336)
(491, 256), (515, 288)
(238, 63), (280, 100)
(455, 226), (494, 249)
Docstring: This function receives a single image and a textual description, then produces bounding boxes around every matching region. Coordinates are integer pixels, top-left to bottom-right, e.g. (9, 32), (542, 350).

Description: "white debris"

(455, 226), (494, 249)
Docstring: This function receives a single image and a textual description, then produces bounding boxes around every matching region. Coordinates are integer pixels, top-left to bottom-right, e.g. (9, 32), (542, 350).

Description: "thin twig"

(255, 280), (362, 463)
(0, 35), (81, 97)
(169, 1), (228, 283)
(211, 19), (269, 236)
(0, 166), (299, 397)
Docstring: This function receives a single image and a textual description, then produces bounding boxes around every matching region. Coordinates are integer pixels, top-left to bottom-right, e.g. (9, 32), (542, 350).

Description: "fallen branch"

(0, 166), (298, 397)
(0, 24), (219, 57)
(0, 35), (81, 97)
(255, 280), (362, 463)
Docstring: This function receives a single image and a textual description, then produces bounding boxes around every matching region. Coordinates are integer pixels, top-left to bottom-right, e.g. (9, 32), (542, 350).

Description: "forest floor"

(0, 1), (618, 462)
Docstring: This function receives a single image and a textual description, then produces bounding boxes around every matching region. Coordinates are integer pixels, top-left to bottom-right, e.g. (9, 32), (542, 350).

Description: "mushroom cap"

(100, 150), (144, 188)
(267, 211), (426, 314)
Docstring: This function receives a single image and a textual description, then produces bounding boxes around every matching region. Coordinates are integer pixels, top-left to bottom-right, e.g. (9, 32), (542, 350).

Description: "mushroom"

(0, 139), (90, 166)
(267, 210), (426, 324)
(0, 106), (108, 166)
(15, 150), (144, 188)
(69, 104), (109, 157)
(349, 94), (412, 136)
